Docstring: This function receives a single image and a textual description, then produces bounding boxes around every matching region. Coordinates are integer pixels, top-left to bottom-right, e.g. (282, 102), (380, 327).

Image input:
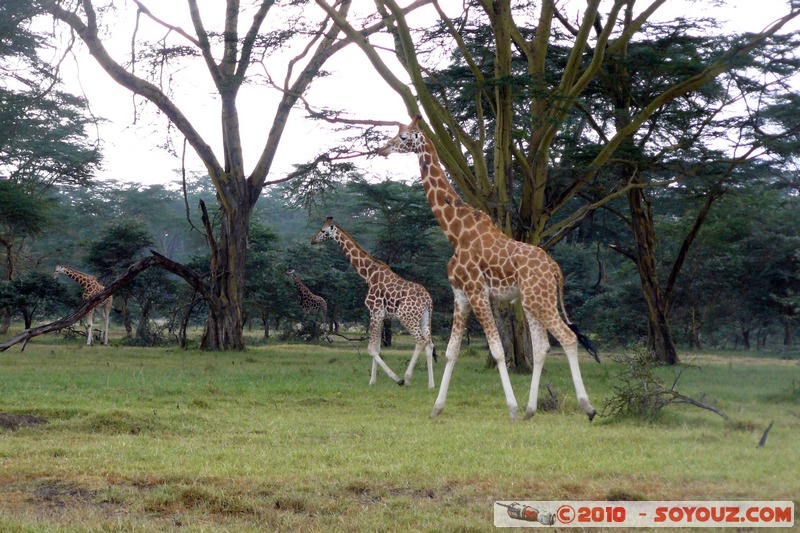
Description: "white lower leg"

(425, 344), (435, 389)
(373, 354), (402, 383)
(566, 347), (596, 418)
(86, 311), (94, 346)
(431, 359), (455, 417)
(403, 344), (423, 385)
(524, 362), (544, 419)
(488, 339), (518, 420)
(431, 335), (462, 416)
(369, 358), (377, 385)
(524, 317), (548, 420)
(103, 308), (110, 345)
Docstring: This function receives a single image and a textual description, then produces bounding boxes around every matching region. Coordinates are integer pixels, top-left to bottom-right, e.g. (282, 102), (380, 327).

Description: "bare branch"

(131, 0), (201, 47)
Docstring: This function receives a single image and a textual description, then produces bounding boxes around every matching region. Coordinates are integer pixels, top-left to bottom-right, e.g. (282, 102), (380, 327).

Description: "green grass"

(0, 332), (798, 531)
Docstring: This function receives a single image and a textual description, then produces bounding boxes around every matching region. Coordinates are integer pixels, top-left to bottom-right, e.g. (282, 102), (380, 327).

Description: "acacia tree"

(37, 0), (429, 350)
(317, 0), (800, 364)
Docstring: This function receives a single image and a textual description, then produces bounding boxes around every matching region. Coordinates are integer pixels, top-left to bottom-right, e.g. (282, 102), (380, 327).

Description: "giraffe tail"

(568, 323), (600, 363)
(553, 261), (600, 363)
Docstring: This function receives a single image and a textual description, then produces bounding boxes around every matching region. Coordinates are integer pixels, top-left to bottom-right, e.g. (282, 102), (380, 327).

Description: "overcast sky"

(54, 0), (800, 188)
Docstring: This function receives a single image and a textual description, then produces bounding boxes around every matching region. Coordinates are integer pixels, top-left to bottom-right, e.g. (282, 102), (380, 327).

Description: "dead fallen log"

(1, 252), (214, 352)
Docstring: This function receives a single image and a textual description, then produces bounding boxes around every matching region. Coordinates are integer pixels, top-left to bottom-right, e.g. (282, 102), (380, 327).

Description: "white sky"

(53, 0), (800, 188)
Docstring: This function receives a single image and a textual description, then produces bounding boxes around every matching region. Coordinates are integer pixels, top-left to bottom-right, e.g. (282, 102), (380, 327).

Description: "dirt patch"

(0, 412), (48, 431)
(32, 480), (97, 508)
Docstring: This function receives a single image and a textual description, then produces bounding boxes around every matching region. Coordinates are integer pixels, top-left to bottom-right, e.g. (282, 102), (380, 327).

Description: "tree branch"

(0, 252), (217, 352)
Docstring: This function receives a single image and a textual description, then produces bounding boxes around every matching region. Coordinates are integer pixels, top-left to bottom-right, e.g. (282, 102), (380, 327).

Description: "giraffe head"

(283, 268), (296, 276)
(378, 114), (427, 157)
(311, 217), (338, 245)
(52, 264), (67, 279)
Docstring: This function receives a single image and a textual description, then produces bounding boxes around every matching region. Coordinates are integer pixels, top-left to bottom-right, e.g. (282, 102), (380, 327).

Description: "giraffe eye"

(399, 133), (408, 141)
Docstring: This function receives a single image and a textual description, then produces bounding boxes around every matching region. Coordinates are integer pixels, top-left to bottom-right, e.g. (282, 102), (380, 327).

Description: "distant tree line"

(1, 174), (797, 353)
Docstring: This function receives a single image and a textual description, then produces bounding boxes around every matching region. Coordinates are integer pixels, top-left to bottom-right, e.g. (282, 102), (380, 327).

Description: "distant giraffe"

(379, 116), (598, 420)
(53, 264), (113, 346)
(283, 268), (337, 334)
(311, 217), (436, 388)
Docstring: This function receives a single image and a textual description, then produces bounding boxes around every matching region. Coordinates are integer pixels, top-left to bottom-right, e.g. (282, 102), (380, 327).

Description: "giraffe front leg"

(85, 308), (95, 346)
(102, 300), (111, 345)
(402, 342), (423, 387)
(431, 291), (470, 417)
(366, 312), (403, 385)
(369, 358), (378, 385)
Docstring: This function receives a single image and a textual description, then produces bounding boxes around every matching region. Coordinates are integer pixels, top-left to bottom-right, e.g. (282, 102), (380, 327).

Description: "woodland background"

(1, 1), (798, 360)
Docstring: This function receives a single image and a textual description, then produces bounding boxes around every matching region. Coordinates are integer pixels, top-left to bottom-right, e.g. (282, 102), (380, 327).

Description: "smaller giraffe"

(283, 268), (336, 334)
(53, 264), (113, 346)
(311, 217), (437, 388)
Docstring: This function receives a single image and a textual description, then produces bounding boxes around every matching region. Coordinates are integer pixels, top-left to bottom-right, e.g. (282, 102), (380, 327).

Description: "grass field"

(0, 331), (798, 531)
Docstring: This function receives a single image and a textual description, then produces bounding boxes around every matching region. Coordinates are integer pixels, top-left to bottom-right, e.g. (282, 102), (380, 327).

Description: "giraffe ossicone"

(53, 264), (113, 346)
(379, 115), (598, 421)
(311, 217), (437, 388)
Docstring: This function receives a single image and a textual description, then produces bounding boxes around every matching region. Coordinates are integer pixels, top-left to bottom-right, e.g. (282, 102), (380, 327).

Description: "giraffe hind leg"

(522, 312), (549, 420)
(469, 292), (518, 420)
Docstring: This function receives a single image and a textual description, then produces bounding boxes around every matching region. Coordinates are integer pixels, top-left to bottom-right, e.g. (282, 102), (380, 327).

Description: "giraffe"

(311, 217), (437, 388)
(52, 264), (113, 346)
(378, 115), (599, 420)
(283, 268), (336, 334)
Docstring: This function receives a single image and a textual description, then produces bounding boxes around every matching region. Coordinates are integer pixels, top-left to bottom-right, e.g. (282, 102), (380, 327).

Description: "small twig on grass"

(329, 332), (369, 342)
(757, 421), (774, 448)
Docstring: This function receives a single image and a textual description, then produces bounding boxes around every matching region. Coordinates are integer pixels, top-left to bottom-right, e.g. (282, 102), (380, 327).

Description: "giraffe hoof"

(508, 407), (518, 421)
(430, 405), (444, 418)
(523, 408), (535, 420)
(397, 379), (405, 386)
(588, 409), (597, 422)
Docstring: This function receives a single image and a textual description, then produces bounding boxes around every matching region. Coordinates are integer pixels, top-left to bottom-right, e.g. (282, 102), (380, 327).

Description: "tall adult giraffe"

(378, 115), (599, 420)
(311, 217), (437, 388)
(283, 268), (337, 334)
(52, 264), (113, 346)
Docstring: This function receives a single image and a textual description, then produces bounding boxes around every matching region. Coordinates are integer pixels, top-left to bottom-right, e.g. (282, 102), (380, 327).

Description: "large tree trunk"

(628, 187), (679, 365)
(120, 297), (132, 337)
(689, 306), (702, 350)
(200, 204), (249, 351)
(491, 302), (532, 372)
(0, 310), (9, 335)
(741, 326), (751, 350)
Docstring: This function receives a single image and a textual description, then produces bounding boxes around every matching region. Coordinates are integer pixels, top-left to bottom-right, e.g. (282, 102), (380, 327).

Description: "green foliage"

(86, 220), (154, 279)
(0, 179), (50, 238)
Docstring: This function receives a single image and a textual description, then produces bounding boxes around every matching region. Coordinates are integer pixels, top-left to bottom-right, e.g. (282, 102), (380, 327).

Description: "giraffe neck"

(288, 273), (312, 296)
(417, 137), (472, 247)
(332, 225), (387, 282)
(59, 266), (96, 289)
